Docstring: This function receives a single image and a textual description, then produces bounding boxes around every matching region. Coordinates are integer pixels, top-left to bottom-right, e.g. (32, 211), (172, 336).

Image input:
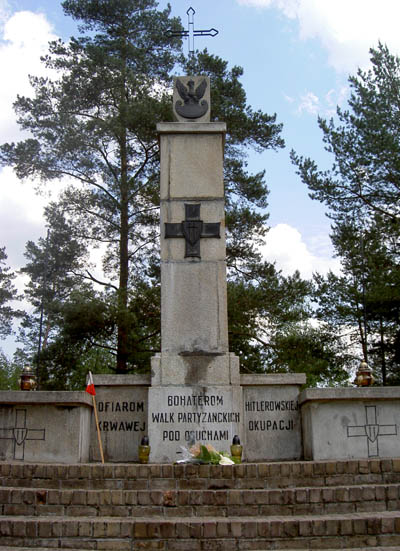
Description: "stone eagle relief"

(175, 78), (209, 120)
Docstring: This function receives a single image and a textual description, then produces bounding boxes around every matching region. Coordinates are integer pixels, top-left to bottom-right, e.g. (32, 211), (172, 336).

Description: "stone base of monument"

(148, 360), (305, 463)
(0, 391), (92, 463)
(148, 353), (240, 463)
(90, 372), (305, 462)
(300, 387), (400, 460)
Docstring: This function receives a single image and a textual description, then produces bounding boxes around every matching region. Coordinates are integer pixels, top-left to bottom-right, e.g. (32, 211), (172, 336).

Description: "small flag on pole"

(85, 371), (96, 396)
(85, 370), (104, 463)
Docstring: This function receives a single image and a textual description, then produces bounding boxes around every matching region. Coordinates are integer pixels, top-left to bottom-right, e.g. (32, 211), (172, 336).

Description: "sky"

(1, 0), (400, 354)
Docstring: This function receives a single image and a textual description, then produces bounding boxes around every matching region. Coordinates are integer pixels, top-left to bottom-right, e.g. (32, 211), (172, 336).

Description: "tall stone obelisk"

(148, 76), (242, 462)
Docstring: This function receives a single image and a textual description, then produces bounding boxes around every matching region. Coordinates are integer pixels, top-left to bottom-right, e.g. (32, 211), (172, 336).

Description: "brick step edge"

(2, 458), (400, 482)
(1, 547), (400, 551)
(2, 537), (400, 551)
(0, 482), (400, 505)
(4, 475), (400, 492)
(1, 511), (400, 540)
(0, 549), (105, 551)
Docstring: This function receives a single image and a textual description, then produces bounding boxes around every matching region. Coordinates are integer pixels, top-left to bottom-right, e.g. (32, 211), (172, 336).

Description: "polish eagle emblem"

(175, 78), (209, 119)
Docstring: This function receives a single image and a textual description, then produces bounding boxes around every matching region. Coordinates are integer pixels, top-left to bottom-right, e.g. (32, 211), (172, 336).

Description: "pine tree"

(0, 247), (20, 339)
(291, 44), (400, 383)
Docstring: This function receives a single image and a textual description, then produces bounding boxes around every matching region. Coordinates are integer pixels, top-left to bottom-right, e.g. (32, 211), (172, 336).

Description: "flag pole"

(92, 393), (105, 464)
(86, 371), (104, 464)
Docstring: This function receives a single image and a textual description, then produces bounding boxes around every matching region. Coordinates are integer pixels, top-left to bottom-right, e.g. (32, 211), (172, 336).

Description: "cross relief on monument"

(0, 409), (46, 460)
(165, 203), (220, 258)
(347, 405), (397, 457)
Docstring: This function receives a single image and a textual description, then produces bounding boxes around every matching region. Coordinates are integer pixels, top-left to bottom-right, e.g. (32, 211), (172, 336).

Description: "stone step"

(2, 459), (400, 490)
(1, 512), (400, 550)
(1, 483), (400, 517)
(8, 548), (391, 551)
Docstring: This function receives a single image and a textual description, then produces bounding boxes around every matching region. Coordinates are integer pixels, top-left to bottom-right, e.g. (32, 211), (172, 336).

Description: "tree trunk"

(117, 175), (129, 373)
(116, 39), (129, 374)
(379, 315), (387, 385)
(357, 313), (367, 362)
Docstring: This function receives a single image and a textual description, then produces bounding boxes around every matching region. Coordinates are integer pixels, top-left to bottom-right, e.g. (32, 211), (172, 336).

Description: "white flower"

(219, 456), (234, 465)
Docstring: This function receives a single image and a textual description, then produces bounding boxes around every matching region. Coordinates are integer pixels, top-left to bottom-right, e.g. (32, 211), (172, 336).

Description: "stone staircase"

(1, 459), (400, 549)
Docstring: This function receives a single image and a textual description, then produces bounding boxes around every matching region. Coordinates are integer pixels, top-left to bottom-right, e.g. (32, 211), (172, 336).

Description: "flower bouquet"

(177, 442), (237, 465)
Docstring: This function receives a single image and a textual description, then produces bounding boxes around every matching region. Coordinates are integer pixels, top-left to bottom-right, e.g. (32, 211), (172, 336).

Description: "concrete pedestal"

(0, 391), (92, 463)
(300, 387), (400, 460)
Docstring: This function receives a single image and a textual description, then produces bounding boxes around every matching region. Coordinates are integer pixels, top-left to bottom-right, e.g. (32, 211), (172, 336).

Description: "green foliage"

(1, 0), (183, 374)
(0, 247), (20, 339)
(16, 205), (91, 388)
(226, 260), (351, 384)
(0, 351), (20, 390)
(290, 43), (400, 226)
(271, 324), (353, 387)
(197, 444), (223, 465)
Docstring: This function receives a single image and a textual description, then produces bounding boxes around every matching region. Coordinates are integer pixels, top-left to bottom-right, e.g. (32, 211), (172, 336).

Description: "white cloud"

(294, 86), (348, 118)
(237, 0), (400, 73)
(0, 11), (57, 142)
(0, 166), (48, 268)
(297, 91), (320, 115)
(283, 94), (295, 104)
(0, 10), (60, 266)
(260, 223), (341, 279)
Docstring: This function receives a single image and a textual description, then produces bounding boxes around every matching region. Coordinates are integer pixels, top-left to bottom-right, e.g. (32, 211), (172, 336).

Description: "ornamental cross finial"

(166, 7), (219, 57)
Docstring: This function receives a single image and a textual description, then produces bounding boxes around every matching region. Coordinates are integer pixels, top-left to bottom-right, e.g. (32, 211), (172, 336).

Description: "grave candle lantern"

(20, 365), (37, 391)
(230, 435), (243, 463)
(354, 360), (375, 387)
(139, 436), (150, 464)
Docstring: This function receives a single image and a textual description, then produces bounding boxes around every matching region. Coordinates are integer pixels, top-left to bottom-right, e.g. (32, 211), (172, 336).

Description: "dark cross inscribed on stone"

(347, 405), (397, 457)
(165, 204), (220, 259)
(0, 409), (45, 460)
(165, 7), (218, 57)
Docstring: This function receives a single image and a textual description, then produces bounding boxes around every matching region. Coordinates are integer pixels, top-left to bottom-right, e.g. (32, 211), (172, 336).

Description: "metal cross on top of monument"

(166, 7), (219, 57)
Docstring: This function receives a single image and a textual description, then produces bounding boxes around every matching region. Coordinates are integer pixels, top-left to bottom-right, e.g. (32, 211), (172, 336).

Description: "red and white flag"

(85, 371), (96, 396)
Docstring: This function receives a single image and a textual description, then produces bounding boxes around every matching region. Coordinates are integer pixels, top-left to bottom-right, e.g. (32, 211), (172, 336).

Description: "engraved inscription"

(97, 400), (146, 432)
(243, 387), (302, 461)
(151, 392), (240, 444)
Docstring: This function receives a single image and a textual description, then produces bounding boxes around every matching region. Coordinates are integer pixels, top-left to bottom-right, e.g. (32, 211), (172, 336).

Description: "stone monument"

(148, 76), (242, 462)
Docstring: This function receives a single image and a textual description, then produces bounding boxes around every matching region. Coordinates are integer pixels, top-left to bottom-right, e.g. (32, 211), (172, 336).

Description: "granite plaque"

(148, 385), (242, 462)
